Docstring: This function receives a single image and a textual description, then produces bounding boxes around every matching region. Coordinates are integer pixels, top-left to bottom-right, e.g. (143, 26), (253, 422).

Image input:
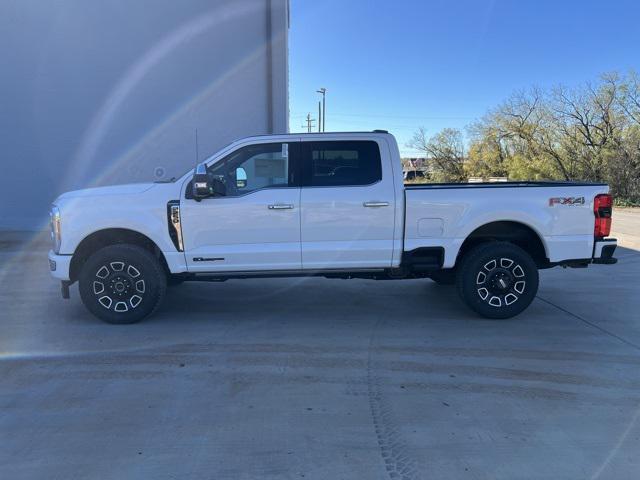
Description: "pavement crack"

(536, 295), (640, 353)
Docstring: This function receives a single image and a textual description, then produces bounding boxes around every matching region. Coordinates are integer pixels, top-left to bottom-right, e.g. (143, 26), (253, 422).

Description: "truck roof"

(237, 130), (392, 142)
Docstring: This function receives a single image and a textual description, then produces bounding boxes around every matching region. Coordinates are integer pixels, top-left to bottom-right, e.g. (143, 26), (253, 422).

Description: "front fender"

(56, 194), (176, 255)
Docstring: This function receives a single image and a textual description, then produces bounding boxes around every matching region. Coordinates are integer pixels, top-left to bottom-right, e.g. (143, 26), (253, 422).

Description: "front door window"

(208, 143), (292, 196)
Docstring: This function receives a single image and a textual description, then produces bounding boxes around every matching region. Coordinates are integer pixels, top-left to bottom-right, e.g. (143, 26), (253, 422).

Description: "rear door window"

(301, 141), (382, 187)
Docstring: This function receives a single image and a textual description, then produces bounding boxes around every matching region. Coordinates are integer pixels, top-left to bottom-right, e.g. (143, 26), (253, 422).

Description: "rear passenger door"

(299, 140), (396, 269)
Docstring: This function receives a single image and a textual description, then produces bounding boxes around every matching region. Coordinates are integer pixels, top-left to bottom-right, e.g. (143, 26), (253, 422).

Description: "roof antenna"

(194, 128), (200, 167)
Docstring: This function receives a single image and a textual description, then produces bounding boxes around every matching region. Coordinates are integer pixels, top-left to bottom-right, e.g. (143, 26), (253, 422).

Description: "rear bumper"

(48, 250), (72, 280)
(593, 238), (617, 264)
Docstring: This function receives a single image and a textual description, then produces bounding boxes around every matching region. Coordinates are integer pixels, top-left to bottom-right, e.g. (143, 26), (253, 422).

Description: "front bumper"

(48, 250), (72, 280)
(593, 238), (617, 265)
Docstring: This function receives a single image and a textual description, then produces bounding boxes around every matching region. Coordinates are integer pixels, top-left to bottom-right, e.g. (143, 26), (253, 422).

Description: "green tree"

(406, 127), (466, 182)
(409, 70), (640, 203)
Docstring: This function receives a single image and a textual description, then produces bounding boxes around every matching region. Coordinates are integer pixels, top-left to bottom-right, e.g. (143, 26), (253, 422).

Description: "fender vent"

(167, 200), (184, 252)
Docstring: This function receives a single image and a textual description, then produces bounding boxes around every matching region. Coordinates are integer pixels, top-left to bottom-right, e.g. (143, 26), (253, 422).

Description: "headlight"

(50, 205), (61, 254)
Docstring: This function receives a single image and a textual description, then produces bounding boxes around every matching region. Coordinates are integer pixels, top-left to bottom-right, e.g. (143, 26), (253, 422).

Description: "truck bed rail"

(404, 181), (607, 190)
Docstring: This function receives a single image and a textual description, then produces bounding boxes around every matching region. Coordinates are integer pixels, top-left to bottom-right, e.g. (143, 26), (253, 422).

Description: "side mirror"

(192, 163), (226, 200)
(192, 163), (211, 200)
(236, 167), (247, 189)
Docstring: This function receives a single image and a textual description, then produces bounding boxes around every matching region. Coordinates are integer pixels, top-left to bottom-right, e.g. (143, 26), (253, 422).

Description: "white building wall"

(0, 0), (289, 229)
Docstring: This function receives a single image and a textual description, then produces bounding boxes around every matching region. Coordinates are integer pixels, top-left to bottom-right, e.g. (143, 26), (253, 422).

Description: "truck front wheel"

(78, 244), (167, 324)
(456, 242), (538, 319)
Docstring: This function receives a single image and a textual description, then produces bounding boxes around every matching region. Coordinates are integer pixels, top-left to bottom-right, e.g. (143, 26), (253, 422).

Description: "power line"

(290, 111), (474, 120)
(314, 118), (424, 129)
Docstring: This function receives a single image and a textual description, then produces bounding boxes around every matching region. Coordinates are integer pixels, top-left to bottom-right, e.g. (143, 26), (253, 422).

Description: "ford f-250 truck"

(48, 131), (617, 324)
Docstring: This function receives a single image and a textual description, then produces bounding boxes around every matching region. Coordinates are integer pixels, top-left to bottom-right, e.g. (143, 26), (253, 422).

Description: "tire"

(79, 244), (167, 324)
(456, 242), (538, 319)
(430, 269), (456, 285)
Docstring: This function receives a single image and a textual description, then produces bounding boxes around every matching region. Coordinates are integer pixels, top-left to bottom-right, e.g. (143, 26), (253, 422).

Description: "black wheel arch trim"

(70, 228), (170, 283)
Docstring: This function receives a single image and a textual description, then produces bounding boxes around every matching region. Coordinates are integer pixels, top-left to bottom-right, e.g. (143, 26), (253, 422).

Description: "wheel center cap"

(114, 281), (125, 293)
(489, 270), (513, 292)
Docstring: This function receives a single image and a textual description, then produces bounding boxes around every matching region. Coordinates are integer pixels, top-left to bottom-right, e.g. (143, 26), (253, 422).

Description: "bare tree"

(618, 71), (640, 126)
(407, 127), (466, 182)
(414, 71), (640, 202)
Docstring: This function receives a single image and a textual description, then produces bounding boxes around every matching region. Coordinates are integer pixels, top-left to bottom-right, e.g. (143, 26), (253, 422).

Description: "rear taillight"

(594, 193), (612, 238)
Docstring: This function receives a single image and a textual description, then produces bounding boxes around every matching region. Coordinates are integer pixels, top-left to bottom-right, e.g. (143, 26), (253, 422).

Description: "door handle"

(268, 204), (294, 210)
(363, 201), (390, 208)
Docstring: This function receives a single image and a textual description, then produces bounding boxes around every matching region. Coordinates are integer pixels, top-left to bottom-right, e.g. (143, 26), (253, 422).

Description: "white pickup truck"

(48, 131), (617, 324)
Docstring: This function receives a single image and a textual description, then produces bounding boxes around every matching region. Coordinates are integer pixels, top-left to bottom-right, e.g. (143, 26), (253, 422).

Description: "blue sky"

(289, 0), (640, 155)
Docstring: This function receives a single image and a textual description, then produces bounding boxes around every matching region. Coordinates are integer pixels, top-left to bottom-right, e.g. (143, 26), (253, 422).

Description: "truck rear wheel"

(78, 244), (166, 324)
(456, 242), (538, 319)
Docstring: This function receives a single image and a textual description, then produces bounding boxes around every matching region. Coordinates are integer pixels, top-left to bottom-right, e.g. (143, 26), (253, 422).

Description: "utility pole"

(301, 113), (315, 133)
(316, 87), (326, 132)
(318, 101), (322, 132)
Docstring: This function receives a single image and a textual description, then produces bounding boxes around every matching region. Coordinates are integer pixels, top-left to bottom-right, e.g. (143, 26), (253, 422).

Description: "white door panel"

(182, 188), (301, 272)
(301, 239), (395, 268)
(180, 140), (301, 272)
(301, 185), (395, 268)
(299, 139), (396, 270)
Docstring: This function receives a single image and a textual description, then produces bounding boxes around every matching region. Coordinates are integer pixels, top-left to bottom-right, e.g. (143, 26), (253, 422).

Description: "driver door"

(180, 141), (301, 273)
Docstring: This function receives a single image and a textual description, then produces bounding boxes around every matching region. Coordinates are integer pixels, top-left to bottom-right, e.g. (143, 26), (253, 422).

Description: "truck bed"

(403, 181), (610, 269)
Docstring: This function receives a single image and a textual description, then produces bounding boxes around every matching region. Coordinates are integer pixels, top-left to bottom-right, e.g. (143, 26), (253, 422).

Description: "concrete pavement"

(1, 231), (639, 479)
(612, 207), (640, 249)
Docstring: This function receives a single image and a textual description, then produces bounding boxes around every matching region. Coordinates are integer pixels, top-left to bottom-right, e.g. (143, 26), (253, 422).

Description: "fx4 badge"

(549, 196), (585, 206)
